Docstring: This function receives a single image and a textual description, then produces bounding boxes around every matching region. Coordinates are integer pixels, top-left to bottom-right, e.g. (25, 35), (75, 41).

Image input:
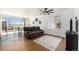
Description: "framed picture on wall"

(39, 20), (41, 24)
(33, 21), (34, 24)
(35, 18), (38, 22)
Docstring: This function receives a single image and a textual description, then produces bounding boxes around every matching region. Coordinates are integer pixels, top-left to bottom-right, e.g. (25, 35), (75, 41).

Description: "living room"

(0, 8), (78, 51)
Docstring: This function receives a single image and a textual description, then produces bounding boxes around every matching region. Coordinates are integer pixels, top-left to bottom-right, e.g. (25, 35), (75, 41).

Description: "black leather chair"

(24, 27), (44, 39)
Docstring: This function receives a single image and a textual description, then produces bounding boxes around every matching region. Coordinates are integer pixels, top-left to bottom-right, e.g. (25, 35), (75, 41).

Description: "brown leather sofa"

(24, 27), (44, 39)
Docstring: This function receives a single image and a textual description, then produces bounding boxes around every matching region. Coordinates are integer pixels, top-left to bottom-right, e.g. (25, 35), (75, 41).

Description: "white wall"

(29, 15), (54, 31)
(43, 9), (75, 37)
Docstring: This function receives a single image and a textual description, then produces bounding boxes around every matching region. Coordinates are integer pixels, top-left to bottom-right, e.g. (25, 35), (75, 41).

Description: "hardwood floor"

(56, 38), (66, 51)
(0, 33), (66, 51)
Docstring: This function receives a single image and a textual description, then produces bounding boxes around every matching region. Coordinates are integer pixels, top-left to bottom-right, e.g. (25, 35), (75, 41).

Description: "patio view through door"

(1, 16), (24, 40)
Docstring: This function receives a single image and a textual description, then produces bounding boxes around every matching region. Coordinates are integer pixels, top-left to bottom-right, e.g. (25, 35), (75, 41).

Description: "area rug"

(33, 35), (62, 51)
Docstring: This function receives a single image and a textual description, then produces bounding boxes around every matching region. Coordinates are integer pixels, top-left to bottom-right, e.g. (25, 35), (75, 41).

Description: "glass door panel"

(1, 16), (24, 40)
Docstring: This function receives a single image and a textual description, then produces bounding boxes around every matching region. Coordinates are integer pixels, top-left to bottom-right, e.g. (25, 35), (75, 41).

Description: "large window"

(47, 18), (55, 29)
(47, 16), (61, 29)
(48, 22), (55, 29)
(2, 16), (24, 32)
(54, 16), (61, 29)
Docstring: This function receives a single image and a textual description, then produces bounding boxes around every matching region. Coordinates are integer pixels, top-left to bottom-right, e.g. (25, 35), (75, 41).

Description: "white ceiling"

(0, 8), (66, 17)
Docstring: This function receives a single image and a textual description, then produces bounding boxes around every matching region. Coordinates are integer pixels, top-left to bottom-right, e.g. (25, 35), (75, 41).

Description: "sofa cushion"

(28, 30), (42, 35)
(24, 27), (33, 31)
(33, 27), (40, 30)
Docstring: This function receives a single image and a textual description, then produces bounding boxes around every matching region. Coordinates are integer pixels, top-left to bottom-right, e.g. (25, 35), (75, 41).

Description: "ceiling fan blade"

(47, 13), (50, 15)
(44, 12), (46, 15)
(50, 12), (54, 13)
(46, 12), (50, 15)
(48, 9), (53, 12)
(40, 11), (45, 15)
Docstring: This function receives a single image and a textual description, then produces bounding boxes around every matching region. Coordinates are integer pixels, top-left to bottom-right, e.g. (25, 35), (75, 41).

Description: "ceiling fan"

(40, 8), (54, 15)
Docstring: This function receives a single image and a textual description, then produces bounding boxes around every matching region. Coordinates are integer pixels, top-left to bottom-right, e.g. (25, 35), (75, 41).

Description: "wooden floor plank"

(0, 34), (66, 51)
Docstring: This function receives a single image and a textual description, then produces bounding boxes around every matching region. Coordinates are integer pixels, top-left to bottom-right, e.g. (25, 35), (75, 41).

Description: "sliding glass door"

(1, 16), (24, 40)
(2, 17), (24, 33)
